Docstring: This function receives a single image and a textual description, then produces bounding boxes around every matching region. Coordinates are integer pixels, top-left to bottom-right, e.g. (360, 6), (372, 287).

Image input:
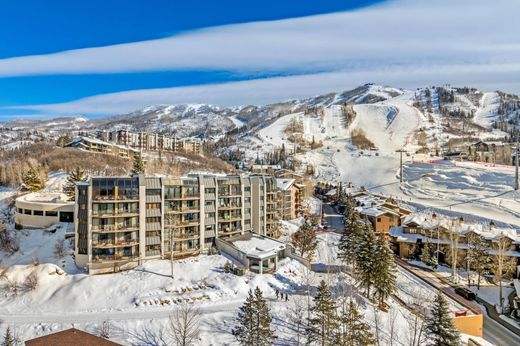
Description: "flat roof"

(17, 192), (73, 205)
(231, 234), (286, 260)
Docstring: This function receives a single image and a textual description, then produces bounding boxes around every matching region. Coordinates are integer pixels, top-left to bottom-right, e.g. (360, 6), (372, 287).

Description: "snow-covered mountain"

(1, 83), (518, 147)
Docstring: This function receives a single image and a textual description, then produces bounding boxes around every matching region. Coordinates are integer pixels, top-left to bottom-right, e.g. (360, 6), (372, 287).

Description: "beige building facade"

(15, 192), (75, 229)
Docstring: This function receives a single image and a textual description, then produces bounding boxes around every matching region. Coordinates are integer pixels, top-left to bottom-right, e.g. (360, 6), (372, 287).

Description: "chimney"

(348, 181), (353, 188)
(371, 202), (376, 208)
(459, 216), (464, 224)
(489, 220), (495, 230)
(432, 213), (437, 220)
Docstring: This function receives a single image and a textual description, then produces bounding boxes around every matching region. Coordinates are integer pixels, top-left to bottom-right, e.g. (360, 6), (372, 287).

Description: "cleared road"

(322, 203), (344, 233)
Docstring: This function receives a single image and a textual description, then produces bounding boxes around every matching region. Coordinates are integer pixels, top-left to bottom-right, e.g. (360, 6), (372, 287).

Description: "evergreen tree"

(252, 287), (274, 345)
(420, 241), (438, 269)
(63, 167), (85, 200)
(307, 280), (339, 346)
(233, 289), (257, 346)
(22, 167), (45, 192)
(131, 154), (146, 175)
(337, 299), (375, 346)
(424, 291), (461, 346)
(338, 207), (362, 272)
(2, 327), (14, 346)
(372, 234), (397, 307)
(290, 222), (318, 261)
(232, 287), (274, 346)
(356, 222), (377, 296)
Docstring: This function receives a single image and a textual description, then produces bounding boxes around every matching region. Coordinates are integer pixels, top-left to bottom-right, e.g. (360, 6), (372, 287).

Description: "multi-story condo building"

(97, 130), (202, 154)
(74, 174), (281, 274)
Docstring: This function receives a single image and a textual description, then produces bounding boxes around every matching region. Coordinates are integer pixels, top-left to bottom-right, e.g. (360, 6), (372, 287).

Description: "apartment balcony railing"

(165, 207), (200, 214)
(172, 232), (200, 240)
(145, 249), (161, 257)
(145, 236), (161, 246)
(92, 224), (139, 232)
(218, 215), (242, 222)
(92, 240), (139, 248)
(218, 204), (242, 210)
(218, 228), (242, 236)
(93, 194), (139, 202)
(92, 210), (139, 218)
(92, 254), (137, 263)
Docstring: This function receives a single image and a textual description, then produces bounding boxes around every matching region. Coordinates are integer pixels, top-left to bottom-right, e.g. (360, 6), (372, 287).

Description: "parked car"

(454, 286), (476, 300)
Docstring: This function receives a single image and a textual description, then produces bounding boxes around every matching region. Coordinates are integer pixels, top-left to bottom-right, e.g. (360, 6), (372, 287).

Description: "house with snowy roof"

(390, 213), (520, 275)
(352, 194), (410, 234)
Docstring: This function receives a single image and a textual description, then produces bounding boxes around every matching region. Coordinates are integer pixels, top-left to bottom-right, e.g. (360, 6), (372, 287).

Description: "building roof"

(231, 233), (286, 260)
(251, 164), (281, 170)
(276, 178), (295, 191)
(25, 328), (122, 346)
(16, 192), (73, 206)
(401, 213), (520, 243)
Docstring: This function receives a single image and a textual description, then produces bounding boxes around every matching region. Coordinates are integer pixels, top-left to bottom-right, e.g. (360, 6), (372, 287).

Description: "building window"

(33, 210), (44, 216)
(16, 208), (22, 213)
(45, 211), (58, 217)
(377, 217), (382, 222)
(24, 209), (32, 215)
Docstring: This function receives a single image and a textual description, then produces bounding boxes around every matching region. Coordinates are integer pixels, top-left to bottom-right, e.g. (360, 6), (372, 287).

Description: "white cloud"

(3, 0), (520, 116)
(0, 0), (518, 77)
(16, 62), (520, 115)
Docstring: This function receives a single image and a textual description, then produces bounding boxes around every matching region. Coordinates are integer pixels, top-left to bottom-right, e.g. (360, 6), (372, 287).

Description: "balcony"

(145, 236), (161, 246)
(172, 232), (200, 240)
(218, 228), (242, 237)
(92, 254), (137, 263)
(218, 215), (242, 222)
(92, 210), (139, 218)
(92, 239), (139, 248)
(218, 204), (242, 210)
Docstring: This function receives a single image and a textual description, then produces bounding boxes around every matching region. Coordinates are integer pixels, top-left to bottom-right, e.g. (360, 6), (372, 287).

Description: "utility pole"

(515, 144), (519, 191)
(396, 149), (407, 183)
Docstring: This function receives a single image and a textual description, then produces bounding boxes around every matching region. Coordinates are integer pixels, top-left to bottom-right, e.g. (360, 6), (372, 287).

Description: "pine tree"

(356, 222), (377, 296)
(424, 291), (461, 346)
(337, 299), (375, 346)
(2, 327), (14, 346)
(307, 280), (339, 346)
(372, 234), (397, 307)
(232, 287), (274, 346)
(420, 241), (438, 269)
(131, 154), (146, 175)
(338, 208), (362, 272)
(252, 287), (274, 345)
(22, 167), (45, 192)
(290, 222), (318, 261)
(63, 167), (85, 200)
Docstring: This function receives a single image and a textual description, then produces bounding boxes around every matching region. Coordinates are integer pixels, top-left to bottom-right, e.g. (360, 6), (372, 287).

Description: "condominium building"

(97, 130), (202, 154)
(74, 174), (281, 274)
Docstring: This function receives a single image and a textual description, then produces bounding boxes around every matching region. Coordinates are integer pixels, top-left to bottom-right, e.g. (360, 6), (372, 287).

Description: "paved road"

(322, 203), (343, 233)
(396, 258), (520, 346)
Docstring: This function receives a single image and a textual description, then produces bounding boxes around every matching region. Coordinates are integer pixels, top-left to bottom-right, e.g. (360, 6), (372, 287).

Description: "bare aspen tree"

(404, 288), (430, 346)
(448, 219), (462, 283)
(288, 296), (307, 345)
(492, 236), (517, 311)
(168, 302), (201, 346)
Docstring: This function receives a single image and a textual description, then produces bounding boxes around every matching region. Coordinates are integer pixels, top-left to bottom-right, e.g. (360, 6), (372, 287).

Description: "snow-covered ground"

(254, 89), (520, 230)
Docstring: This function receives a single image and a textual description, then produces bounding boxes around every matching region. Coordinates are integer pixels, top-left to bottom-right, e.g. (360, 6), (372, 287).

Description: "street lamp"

(165, 215), (174, 279)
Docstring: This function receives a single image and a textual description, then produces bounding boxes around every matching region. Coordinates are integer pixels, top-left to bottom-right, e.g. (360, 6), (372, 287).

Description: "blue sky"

(1, 0), (519, 120)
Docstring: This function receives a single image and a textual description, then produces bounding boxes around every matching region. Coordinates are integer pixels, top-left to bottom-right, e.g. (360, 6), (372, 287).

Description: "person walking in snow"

(285, 293), (288, 302)
(275, 289), (279, 300)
